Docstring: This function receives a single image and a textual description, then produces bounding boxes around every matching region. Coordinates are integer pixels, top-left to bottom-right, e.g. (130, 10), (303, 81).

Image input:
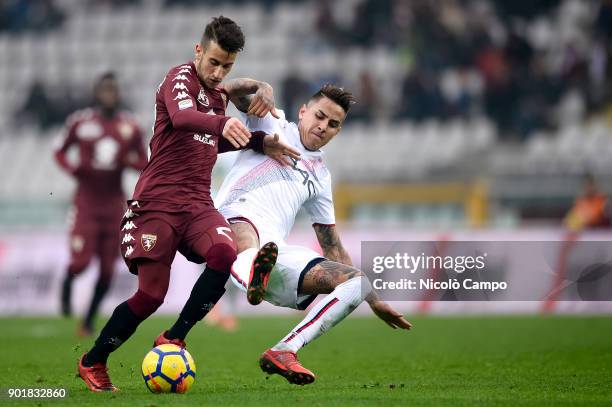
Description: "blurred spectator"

(439, 67), (484, 118)
(396, 66), (444, 121)
(564, 174), (610, 230)
(350, 71), (378, 123)
(16, 81), (59, 131)
(16, 81), (90, 133)
(314, 0), (343, 47)
(87, 0), (142, 9)
(595, 0), (612, 40)
(281, 71), (312, 122)
(350, 0), (394, 47)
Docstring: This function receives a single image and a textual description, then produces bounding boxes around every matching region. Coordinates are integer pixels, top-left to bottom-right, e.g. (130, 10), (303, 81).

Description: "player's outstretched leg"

(163, 242), (236, 343)
(247, 242), (278, 305)
(77, 260), (169, 392)
(260, 261), (371, 385)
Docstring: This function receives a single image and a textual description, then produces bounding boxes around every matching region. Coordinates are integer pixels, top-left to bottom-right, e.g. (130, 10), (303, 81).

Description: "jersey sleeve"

(218, 130), (266, 154)
(161, 67), (228, 135)
(162, 67), (200, 118)
(303, 173), (336, 226)
(241, 109), (286, 135)
(126, 122), (148, 170)
(53, 116), (79, 174)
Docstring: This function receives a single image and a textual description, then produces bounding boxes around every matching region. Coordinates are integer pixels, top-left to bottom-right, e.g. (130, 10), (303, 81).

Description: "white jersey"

(215, 110), (335, 245)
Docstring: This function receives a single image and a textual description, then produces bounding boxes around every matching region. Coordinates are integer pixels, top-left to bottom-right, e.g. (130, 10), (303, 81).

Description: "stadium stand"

(1, 0), (612, 227)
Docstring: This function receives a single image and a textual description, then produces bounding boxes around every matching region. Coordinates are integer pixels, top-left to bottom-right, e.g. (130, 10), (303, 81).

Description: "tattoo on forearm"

(301, 260), (363, 294)
(314, 224), (339, 249)
(319, 261), (361, 281)
(225, 78), (262, 97)
(313, 224), (352, 265)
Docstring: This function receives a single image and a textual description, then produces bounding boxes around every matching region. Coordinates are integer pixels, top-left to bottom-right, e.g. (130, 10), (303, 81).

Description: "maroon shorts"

(119, 200), (236, 274)
(68, 200), (125, 265)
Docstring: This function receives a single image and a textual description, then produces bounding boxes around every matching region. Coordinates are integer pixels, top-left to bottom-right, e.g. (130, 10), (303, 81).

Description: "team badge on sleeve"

(141, 234), (158, 252)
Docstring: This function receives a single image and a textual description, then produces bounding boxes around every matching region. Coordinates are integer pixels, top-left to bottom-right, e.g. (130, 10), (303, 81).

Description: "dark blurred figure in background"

(350, 70), (378, 123)
(16, 80), (87, 132)
(564, 173), (610, 231)
(16, 80), (60, 131)
(54, 72), (147, 336)
(396, 65), (444, 121)
(281, 69), (312, 122)
(86, 0), (141, 9)
(0, 0), (64, 33)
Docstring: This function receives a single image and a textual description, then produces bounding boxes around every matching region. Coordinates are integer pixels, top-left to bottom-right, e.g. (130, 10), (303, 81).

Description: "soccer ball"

(141, 344), (196, 393)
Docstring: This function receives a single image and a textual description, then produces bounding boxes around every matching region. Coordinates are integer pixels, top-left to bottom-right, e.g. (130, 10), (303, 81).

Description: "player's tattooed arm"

(300, 260), (363, 294)
(224, 78), (279, 118)
(313, 224), (353, 267)
(232, 95), (253, 113)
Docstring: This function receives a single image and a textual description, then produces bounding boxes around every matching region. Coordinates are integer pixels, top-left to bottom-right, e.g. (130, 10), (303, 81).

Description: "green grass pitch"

(1, 315), (611, 406)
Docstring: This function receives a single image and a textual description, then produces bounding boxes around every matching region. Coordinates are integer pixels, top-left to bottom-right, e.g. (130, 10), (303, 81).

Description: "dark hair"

(94, 71), (117, 92)
(95, 71), (117, 86)
(201, 16), (245, 53)
(309, 84), (355, 113)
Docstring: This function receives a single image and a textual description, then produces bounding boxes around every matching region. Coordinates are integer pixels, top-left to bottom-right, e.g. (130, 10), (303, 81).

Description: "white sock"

(230, 248), (258, 289)
(273, 276), (372, 353)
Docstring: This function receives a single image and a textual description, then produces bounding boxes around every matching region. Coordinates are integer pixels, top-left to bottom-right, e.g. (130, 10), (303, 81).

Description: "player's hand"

(223, 117), (252, 148)
(369, 300), (412, 330)
(247, 83), (279, 118)
(263, 133), (301, 166)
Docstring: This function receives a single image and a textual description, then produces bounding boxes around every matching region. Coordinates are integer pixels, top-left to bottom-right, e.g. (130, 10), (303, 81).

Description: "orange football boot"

(77, 354), (118, 392)
(259, 349), (315, 385)
(247, 242), (278, 305)
(153, 330), (186, 348)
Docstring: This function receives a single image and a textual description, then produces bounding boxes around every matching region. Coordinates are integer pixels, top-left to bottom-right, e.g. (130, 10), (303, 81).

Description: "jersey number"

(289, 157), (316, 198)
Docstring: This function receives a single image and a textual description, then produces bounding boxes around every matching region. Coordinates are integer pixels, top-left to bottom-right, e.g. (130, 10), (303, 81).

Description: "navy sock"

(166, 267), (228, 340)
(83, 301), (144, 366)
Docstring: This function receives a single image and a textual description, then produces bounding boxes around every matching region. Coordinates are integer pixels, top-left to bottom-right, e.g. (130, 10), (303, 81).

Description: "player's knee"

(332, 268), (365, 287)
(127, 289), (164, 319)
(205, 243), (237, 273)
(339, 275), (372, 305)
(357, 275), (373, 299)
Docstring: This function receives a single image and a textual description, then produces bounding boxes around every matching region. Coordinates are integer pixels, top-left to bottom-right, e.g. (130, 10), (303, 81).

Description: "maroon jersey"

(55, 108), (147, 210)
(132, 62), (232, 206)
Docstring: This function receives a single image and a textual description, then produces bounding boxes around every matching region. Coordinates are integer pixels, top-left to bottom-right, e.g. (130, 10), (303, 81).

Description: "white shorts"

(222, 207), (285, 247)
(230, 244), (325, 310)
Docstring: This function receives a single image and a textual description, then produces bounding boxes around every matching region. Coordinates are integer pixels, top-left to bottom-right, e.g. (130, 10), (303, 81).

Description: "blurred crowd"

(0, 0), (65, 33)
(311, 0), (612, 138)
(7, 0), (612, 140)
(15, 80), (102, 131)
